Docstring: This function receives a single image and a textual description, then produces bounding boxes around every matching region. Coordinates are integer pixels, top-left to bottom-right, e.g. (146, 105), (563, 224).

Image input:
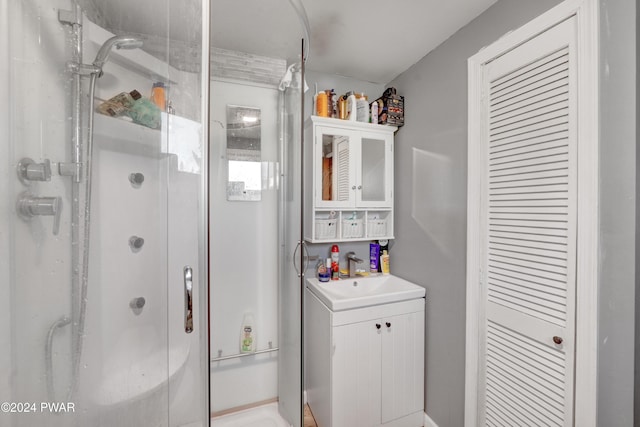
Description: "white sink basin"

(306, 274), (425, 311)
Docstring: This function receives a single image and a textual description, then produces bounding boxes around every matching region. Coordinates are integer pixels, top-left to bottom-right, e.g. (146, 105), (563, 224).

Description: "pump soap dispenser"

(240, 313), (256, 353)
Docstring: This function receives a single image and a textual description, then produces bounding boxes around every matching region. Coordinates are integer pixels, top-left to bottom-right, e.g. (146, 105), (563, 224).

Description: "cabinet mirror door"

(316, 127), (354, 208)
(359, 136), (389, 205)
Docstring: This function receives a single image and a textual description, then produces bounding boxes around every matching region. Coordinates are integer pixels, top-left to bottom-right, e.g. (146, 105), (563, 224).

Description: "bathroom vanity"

(305, 275), (425, 427)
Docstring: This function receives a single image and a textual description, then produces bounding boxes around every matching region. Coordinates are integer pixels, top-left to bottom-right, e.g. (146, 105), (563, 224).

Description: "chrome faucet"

(346, 252), (363, 278)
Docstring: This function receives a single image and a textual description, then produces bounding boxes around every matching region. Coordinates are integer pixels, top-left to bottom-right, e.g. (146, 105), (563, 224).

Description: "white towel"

(278, 63), (309, 92)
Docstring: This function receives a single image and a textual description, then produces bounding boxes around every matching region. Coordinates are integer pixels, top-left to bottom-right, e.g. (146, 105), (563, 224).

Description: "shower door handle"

(292, 241), (310, 278)
(301, 241), (310, 277)
(293, 242), (301, 277)
(183, 266), (193, 334)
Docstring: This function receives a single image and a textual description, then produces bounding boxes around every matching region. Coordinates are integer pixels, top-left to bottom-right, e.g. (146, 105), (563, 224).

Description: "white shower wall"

(4, 2), (76, 417)
(2, 1), (204, 425)
(0, 0), (11, 408)
(210, 79), (280, 413)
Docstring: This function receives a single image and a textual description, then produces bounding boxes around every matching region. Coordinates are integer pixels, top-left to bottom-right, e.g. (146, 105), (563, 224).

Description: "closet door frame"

(465, 1), (599, 426)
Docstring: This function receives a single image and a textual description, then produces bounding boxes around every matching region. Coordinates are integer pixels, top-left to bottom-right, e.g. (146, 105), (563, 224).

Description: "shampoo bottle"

(356, 93), (369, 122)
(240, 313), (256, 353)
(330, 89), (338, 118)
(370, 101), (379, 124)
(316, 91), (328, 117)
(370, 242), (380, 273)
(346, 93), (357, 121)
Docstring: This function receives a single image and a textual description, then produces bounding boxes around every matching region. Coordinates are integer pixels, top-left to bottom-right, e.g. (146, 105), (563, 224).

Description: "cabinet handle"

(553, 336), (563, 345)
(375, 323), (381, 330)
(386, 322), (391, 328)
(352, 185), (356, 190)
(357, 185), (362, 190)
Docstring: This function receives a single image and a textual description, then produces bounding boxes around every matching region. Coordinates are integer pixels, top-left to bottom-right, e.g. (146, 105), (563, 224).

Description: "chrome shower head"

(92, 35), (144, 72)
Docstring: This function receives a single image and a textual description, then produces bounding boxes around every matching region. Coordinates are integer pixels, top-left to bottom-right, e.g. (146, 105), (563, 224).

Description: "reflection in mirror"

(226, 105), (262, 201)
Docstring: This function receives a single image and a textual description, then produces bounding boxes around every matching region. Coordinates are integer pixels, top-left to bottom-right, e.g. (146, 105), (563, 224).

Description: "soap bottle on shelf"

(97, 90), (142, 117)
(240, 313), (256, 353)
(151, 82), (166, 111)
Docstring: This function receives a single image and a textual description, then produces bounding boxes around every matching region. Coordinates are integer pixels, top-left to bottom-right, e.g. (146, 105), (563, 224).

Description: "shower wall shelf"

(93, 114), (162, 157)
(93, 113), (202, 174)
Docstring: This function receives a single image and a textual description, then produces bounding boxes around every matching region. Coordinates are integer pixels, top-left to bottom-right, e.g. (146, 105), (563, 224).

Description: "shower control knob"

(18, 158), (52, 183)
(129, 172), (145, 186)
(129, 236), (145, 251)
(130, 297), (146, 310)
(16, 192), (62, 235)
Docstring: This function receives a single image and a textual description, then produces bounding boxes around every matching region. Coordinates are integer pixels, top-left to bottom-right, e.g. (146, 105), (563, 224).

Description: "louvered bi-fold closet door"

(479, 18), (577, 427)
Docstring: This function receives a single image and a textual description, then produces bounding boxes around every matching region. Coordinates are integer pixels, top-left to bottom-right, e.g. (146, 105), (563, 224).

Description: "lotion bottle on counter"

(381, 250), (390, 274)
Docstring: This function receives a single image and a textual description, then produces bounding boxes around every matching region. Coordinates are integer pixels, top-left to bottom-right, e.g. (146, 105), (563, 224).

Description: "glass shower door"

(208, 2), (309, 426)
(1, 0), (210, 426)
(278, 52), (306, 427)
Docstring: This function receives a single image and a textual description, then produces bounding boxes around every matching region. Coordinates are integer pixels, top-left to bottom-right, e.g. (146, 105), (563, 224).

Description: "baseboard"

(211, 397), (278, 418)
(424, 412), (439, 427)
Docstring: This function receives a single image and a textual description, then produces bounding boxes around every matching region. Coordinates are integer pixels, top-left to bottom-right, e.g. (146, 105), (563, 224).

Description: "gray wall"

(598, 0), (637, 425)
(304, 70), (385, 111)
(386, 1), (563, 425)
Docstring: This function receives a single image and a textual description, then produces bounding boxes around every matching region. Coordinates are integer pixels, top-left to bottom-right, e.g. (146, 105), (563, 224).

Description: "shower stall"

(1, 0), (309, 426)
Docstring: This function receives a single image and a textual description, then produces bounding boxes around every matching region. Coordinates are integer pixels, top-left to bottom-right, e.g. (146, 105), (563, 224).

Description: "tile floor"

(304, 404), (317, 427)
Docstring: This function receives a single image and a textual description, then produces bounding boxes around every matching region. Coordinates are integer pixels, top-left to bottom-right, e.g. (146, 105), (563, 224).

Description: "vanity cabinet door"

(380, 310), (425, 424)
(332, 319), (382, 426)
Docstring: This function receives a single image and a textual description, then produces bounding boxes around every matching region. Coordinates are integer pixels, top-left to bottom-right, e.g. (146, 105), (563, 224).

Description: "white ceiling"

(87, 0), (498, 84)
(302, 0), (498, 83)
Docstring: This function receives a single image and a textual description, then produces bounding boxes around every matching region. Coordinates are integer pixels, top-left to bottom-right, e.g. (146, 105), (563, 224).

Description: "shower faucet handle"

(18, 158), (52, 183)
(17, 193), (62, 235)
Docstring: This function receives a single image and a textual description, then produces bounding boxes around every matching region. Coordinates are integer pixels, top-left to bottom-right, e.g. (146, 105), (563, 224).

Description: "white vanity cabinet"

(304, 116), (396, 242)
(305, 289), (425, 427)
